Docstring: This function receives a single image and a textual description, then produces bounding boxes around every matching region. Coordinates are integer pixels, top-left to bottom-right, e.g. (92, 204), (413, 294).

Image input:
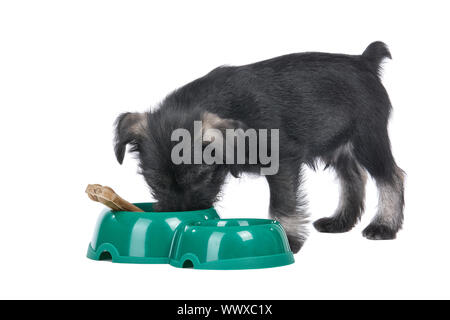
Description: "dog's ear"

(201, 112), (246, 139)
(201, 112), (247, 178)
(114, 112), (148, 164)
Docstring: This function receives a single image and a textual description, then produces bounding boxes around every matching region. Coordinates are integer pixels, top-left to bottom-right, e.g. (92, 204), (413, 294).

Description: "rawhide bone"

(85, 184), (144, 212)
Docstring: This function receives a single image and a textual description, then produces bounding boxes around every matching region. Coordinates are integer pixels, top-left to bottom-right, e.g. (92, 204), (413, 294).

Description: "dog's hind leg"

(314, 143), (367, 233)
(353, 127), (405, 240)
(266, 162), (309, 253)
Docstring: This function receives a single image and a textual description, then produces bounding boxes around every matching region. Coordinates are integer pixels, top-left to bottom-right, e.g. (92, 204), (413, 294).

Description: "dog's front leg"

(266, 162), (309, 253)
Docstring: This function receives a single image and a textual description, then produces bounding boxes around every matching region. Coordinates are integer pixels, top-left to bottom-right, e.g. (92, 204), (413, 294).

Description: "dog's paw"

(287, 235), (304, 254)
(362, 223), (397, 240)
(313, 217), (354, 233)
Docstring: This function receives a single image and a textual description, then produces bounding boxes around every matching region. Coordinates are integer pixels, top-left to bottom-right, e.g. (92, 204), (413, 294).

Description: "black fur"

(114, 42), (405, 252)
(314, 144), (367, 233)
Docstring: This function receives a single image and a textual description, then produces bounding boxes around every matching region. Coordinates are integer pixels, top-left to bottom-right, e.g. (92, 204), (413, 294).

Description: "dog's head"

(114, 109), (241, 212)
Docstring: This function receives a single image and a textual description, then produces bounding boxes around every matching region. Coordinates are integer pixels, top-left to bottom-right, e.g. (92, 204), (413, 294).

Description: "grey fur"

(267, 164), (308, 252)
(363, 166), (405, 239)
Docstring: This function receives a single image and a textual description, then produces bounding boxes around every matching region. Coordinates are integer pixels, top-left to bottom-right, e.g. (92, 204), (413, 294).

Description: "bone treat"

(85, 184), (144, 212)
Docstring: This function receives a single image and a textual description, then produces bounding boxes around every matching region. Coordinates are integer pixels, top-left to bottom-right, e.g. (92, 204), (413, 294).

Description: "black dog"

(114, 42), (404, 253)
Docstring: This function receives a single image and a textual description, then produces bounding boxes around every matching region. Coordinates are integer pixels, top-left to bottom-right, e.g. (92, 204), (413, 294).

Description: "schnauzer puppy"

(114, 41), (404, 253)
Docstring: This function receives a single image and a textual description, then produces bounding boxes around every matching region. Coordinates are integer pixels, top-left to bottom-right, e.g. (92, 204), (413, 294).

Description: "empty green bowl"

(169, 219), (294, 270)
(87, 203), (219, 264)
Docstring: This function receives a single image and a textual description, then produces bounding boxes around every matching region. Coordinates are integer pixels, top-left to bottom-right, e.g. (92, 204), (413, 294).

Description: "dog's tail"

(362, 41), (391, 77)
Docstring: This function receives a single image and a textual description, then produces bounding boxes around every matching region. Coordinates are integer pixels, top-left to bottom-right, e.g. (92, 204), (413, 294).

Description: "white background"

(1, 0), (449, 299)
